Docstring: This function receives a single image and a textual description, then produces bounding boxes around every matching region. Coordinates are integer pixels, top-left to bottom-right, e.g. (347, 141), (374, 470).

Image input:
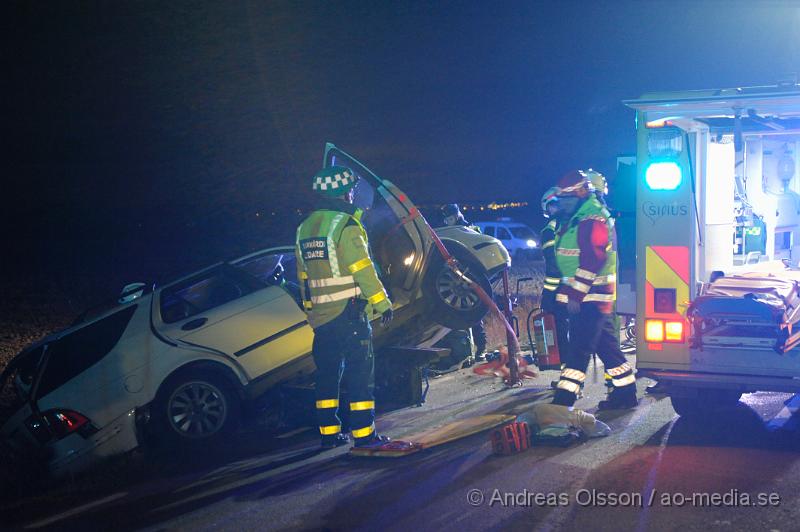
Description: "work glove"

(381, 307), (394, 327)
(566, 299), (581, 316)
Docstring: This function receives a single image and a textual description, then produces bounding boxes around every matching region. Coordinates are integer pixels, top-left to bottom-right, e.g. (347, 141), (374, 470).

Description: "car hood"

(433, 225), (511, 271)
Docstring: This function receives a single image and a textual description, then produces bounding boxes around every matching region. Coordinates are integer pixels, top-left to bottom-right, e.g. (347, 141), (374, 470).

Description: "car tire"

(152, 369), (241, 449)
(423, 249), (492, 330)
(670, 389), (742, 418)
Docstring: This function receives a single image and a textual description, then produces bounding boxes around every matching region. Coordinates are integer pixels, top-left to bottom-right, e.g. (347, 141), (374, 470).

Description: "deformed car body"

(0, 143), (510, 478)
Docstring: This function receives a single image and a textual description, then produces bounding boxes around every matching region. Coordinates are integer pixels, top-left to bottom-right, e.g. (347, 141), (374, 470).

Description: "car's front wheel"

(423, 251), (492, 330)
(152, 370), (241, 448)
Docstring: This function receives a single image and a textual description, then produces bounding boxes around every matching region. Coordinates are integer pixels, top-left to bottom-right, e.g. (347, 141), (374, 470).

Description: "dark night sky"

(5, 0), (800, 283)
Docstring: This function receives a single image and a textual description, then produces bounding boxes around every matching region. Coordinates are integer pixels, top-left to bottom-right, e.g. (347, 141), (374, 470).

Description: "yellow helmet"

(585, 169), (607, 197)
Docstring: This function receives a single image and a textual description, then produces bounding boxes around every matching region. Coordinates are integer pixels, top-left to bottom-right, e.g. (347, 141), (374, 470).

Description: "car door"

(154, 248), (313, 379)
(323, 143), (429, 310)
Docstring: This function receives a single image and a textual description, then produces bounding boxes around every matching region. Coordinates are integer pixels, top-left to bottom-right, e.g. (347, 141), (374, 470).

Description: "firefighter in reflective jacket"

(540, 188), (571, 383)
(551, 170), (637, 410)
(296, 166), (394, 449)
(585, 169), (616, 390)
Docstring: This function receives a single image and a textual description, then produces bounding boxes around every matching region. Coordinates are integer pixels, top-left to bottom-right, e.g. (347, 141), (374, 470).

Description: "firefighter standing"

(551, 170), (637, 410)
(585, 169), (616, 390)
(540, 188), (572, 383)
(296, 166), (394, 449)
(440, 203), (488, 359)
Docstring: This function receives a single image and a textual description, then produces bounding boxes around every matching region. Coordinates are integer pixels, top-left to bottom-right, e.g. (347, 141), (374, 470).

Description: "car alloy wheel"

(435, 265), (481, 311)
(167, 380), (228, 439)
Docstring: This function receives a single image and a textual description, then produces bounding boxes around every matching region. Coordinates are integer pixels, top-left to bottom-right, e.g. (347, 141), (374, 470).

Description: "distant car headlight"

(526, 239), (537, 248)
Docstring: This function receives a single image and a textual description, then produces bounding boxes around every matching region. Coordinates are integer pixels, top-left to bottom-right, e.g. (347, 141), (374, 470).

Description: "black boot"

(321, 433), (350, 449)
(597, 385), (638, 410)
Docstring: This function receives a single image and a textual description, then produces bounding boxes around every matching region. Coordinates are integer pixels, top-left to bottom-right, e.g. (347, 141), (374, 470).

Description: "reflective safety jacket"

(540, 219), (561, 294)
(555, 197), (617, 313)
(295, 200), (392, 329)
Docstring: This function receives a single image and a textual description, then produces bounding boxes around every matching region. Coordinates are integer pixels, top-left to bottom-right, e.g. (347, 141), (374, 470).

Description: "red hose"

(408, 207), (535, 386)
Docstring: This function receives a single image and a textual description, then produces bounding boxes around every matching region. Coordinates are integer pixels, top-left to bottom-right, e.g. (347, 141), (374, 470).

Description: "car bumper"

(637, 369), (800, 394)
(48, 408), (140, 478)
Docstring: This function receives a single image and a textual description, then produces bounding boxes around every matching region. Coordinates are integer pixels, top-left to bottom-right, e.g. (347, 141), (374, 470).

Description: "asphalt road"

(6, 354), (800, 532)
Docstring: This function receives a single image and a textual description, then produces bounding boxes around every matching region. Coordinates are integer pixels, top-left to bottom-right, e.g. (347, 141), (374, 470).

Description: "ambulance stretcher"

(688, 271), (800, 354)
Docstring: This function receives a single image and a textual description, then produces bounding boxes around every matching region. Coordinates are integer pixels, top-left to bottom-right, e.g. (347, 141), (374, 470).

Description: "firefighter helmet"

(555, 170), (594, 198)
(541, 187), (560, 217)
(312, 166), (358, 197)
(585, 169), (608, 197)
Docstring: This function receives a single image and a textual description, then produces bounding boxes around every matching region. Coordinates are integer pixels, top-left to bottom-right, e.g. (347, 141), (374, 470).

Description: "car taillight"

(645, 319), (685, 344)
(42, 408), (97, 440)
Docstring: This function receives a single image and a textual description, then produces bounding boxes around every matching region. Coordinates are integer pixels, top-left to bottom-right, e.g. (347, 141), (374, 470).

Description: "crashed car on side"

(0, 143), (510, 478)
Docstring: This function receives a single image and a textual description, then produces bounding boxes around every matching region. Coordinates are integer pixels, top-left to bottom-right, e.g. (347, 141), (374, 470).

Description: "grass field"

(483, 257), (545, 352)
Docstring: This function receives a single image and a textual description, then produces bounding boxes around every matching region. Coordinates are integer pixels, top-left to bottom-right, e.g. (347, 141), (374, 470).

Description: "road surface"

(4, 353), (800, 531)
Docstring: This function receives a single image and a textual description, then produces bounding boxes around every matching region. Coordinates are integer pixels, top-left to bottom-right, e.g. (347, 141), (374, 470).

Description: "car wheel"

(423, 251), (492, 330)
(154, 370), (240, 448)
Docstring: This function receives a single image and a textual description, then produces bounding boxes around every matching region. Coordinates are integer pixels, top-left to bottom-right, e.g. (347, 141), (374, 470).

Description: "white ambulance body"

(625, 83), (800, 416)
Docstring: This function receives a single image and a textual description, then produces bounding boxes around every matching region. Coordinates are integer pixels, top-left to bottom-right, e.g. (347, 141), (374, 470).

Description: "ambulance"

(625, 82), (800, 416)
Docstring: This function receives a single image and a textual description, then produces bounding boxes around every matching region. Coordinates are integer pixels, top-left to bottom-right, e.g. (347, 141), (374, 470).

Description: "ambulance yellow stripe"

(645, 246), (689, 316)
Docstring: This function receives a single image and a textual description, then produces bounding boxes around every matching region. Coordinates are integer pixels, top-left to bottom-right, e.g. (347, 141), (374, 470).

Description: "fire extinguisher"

(527, 310), (561, 370)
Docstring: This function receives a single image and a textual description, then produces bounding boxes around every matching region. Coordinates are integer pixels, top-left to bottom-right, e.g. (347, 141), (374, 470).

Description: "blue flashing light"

(645, 161), (682, 190)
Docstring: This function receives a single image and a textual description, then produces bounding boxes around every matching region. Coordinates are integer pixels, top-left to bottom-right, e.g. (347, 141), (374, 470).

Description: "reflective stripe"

(299, 271), (308, 280)
(556, 293), (568, 303)
(571, 279), (591, 293)
(606, 362), (632, 377)
(556, 380), (581, 394)
(575, 268), (597, 281)
(556, 248), (580, 256)
(545, 276), (561, 284)
(542, 240), (555, 249)
(583, 293), (615, 302)
(309, 275), (355, 288)
(320, 424), (342, 435)
(367, 292), (387, 305)
(561, 368), (586, 382)
(316, 399), (339, 409)
(543, 284), (557, 291)
(593, 274), (616, 285)
(327, 213), (346, 277)
(311, 287), (362, 304)
(612, 374), (636, 387)
(352, 423), (375, 439)
(348, 257), (373, 274)
(350, 400), (375, 411)
(303, 301), (313, 310)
